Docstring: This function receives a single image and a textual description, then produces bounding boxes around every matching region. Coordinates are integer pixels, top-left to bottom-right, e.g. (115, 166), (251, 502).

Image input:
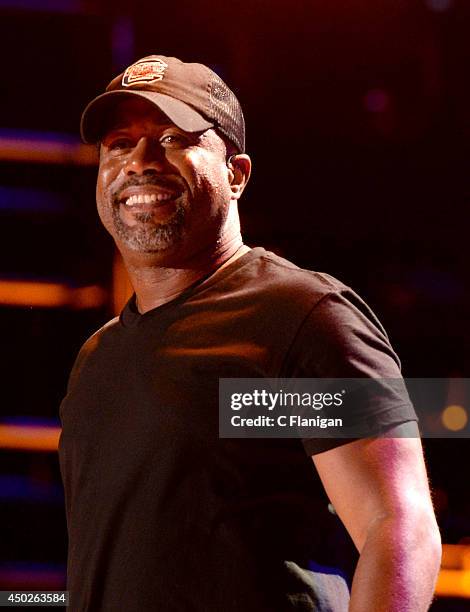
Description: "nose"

(124, 137), (166, 176)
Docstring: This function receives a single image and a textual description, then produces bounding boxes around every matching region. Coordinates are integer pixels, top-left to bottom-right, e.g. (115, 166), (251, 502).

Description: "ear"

(226, 154), (252, 200)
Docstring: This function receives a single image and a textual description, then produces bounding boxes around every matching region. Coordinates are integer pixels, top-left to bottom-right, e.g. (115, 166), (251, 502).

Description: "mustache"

(112, 176), (184, 203)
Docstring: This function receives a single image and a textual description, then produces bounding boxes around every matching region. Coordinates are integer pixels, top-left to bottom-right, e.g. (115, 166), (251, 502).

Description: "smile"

(124, 193), (177, 207)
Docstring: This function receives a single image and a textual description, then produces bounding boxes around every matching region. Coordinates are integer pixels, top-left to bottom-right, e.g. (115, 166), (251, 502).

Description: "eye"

(159, 132), (189, 147)
(107, 137), (133, 151)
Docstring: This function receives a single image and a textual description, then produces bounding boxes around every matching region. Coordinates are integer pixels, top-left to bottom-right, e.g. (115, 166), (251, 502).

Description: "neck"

(124, 236), (251, 314)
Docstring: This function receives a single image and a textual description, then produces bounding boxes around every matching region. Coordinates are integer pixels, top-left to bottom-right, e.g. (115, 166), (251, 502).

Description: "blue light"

(112, 16), (135, 72)
(1, 416), (60, 427)
(0, 476), (63, 504)
(0, 128), (80, 145)
(0, 187), (70, 213)
(0, 0), (82, 13)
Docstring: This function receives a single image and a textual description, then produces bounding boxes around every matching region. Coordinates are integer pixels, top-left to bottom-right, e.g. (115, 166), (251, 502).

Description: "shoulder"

(66, 316), (120, 390)
(284, 285), (402, 377)
(78, 315), (121, 354)
(251, 250), (387, 332)
(256, 250), (389, 337)
(231, 248), (396, 364)
(253, 248), (348, 293)
(254, 250), (403, 377)
(234, 247), (350, 312)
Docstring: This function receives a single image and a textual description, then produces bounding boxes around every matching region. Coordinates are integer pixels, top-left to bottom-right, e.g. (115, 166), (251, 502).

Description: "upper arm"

(312, 422), (436, 552)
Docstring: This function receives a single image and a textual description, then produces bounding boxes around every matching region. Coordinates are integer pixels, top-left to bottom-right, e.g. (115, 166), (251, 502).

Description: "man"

(59, 55), (441, 611)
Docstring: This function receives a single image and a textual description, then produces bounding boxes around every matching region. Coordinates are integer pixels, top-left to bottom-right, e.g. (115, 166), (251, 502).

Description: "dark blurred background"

(0, 0), (469, 608)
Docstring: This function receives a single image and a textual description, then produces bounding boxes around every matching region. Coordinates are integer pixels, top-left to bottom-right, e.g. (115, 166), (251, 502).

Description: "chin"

(121, 235), (181, 256)
(113, 207), (186, 255)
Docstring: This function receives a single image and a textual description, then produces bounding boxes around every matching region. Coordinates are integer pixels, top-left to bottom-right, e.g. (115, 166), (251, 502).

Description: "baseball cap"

(80, 54), (245, 153)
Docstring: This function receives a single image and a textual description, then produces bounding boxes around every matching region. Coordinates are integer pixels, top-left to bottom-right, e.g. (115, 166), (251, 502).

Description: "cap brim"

(80, 90), (214, 144)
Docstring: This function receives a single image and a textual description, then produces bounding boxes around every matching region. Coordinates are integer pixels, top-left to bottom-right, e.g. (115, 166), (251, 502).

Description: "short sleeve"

(281, 289), (418, 456)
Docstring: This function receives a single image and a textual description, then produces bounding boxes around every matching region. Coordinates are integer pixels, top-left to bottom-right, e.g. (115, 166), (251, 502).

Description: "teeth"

(124, 192), (175, 206)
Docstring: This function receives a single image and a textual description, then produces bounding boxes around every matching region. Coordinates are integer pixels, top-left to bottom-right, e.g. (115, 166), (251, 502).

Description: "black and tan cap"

(80, 55), (245, 153)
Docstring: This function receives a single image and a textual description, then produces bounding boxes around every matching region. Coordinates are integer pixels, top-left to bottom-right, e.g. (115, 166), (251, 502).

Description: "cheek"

(97, 163), (114, 195)
(184, 151), (229, 202)
(95, 176), (107, 218)
(96, 165), (118, 224)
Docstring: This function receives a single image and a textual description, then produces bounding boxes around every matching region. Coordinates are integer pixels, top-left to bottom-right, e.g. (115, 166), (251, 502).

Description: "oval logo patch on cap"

(122, 58), (168, 87)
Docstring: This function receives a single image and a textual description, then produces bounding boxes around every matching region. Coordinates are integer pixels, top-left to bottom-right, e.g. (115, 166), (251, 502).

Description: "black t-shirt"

(58, 248), (416, 611)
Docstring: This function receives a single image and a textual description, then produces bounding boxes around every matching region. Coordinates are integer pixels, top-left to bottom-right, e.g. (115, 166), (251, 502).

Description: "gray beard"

(112, 201), (186, 253)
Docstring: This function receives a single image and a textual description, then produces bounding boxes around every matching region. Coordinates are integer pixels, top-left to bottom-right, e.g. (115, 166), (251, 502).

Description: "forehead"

(105, 98), (175, 133)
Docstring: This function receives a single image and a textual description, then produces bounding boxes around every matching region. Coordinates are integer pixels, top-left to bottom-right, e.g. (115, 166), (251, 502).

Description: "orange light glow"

(0, 424), (60, 452)
(0, 280), (107, 309)
(434, 545), (470, 599)
(441, 544), (470, 570)
(435, 569), (470, 598)
(0, 136), (97, 166)
(441, 405), (468, 432)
